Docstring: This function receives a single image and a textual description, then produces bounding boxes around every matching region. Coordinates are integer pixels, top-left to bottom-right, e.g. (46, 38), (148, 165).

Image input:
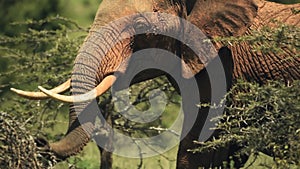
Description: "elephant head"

(12, 0), (189, 159)
(11, 0), (259, 165)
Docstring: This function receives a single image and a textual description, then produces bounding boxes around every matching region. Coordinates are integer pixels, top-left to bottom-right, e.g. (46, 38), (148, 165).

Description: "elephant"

(177, 0), (300, 168)
(10, 0), (300, 168)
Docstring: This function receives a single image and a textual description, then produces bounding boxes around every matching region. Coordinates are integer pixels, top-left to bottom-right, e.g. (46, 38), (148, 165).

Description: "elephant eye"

(133, 17), (151, 33)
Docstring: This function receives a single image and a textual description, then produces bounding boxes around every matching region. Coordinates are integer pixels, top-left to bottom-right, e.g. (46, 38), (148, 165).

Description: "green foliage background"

(193, 81), (300, 168)
(0, 0), (299, 169)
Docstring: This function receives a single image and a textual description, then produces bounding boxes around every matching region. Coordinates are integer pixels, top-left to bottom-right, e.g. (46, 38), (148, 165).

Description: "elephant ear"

(181, 0), (257, 79)
(188, 0), (258, 38)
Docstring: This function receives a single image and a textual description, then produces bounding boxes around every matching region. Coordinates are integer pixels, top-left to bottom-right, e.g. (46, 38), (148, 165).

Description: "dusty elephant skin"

(11, 0), (300, 169)
(178, 0), (300, 168)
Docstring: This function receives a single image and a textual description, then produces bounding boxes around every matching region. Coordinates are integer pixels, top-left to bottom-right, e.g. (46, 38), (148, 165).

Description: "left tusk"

(10, 79), (71, 100)
(38, 75), (117, 103)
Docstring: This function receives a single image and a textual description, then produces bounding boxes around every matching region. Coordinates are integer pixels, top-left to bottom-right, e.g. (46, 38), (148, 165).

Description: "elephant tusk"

(38, 75), (117, 103)
(10, 79), (71, 100)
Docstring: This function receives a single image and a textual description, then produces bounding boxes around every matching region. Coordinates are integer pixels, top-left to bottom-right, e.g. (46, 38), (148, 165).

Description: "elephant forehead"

(93, 0), (183, 28)
(130, 0), (154, 12)
(131, 0), (181, 12)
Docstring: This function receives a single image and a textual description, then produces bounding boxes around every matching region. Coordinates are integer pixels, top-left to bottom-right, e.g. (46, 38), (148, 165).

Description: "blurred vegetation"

(0, 16), (88, 168)
(192, 80), (300, 168)
(0, 0), (101, 36)
(213, 23), (300, 57)
(0, 0), (300, 169)
(0, 111), (41, 168)
(0, 0), (60, 36)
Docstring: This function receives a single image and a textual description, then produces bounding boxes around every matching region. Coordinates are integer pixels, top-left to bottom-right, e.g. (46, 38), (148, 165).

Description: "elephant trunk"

(43, 8), (184, 158)
(49, 122), (94, 159)
(48, 22), (134, 158)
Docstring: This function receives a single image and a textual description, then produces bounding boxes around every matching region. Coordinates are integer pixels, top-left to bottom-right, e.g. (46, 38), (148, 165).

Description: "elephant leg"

(176, 132), (201, 169)
(98, 145), (113, 169)
(94, 99), (114, 169)
(176, 107), (217, 169)
(176, 47), (244, 168)
(177, 108), (248, 169)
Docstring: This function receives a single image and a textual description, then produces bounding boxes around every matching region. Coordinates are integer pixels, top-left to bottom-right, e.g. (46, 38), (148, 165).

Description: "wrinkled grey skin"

(179, 0), (300, 168)
(18, 0), (300, 169)
(177, 0), (300, 168)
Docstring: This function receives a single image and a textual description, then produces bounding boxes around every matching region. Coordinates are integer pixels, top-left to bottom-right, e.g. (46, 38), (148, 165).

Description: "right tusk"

(38, 75), (117, 103)
(10, 79), (71, 100)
